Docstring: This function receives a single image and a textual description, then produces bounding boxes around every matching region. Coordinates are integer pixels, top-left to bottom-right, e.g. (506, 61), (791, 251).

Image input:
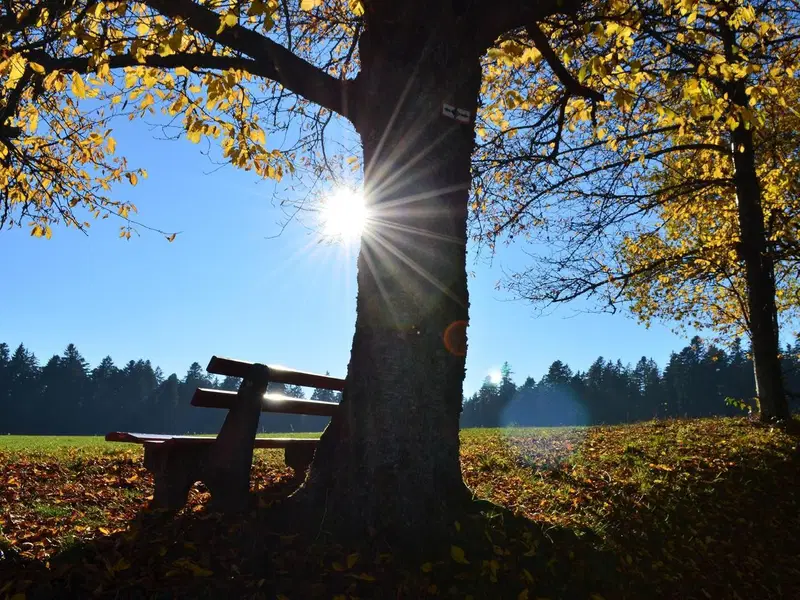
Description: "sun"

(320, 187), (367, 242)
(489, 369), (502, 384)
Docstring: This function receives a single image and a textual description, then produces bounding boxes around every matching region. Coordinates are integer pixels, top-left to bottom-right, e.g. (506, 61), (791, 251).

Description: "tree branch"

(25, 49), (263, 76)
(140, 0), (354, 121)
(526, 22), (604, 104)
(471, 0), (584, 51)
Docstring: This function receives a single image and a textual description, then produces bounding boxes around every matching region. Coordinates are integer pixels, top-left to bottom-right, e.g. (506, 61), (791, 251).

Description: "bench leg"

(284, 445), (316, 481)
(205, 372), (267, 512)
(144, 443), (203, 511)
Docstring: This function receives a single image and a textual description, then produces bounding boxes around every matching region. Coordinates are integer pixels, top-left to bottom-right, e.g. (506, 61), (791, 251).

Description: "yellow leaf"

(27, 109), (38, 133)
(5, 55), (27, 89)
(450, 545), (469, 564)
(301, 0), (322, 10)
(71, 73), (86, 98)
(28, 62), (46, 74)
(347, 553), (359, 569)
(421, 562), (433, 572)
(217, 12), (238, 33)
(126, 172), (138, 185)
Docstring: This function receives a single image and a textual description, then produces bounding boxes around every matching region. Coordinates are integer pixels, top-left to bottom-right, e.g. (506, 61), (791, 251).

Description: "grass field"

(1, 419), (799, 598)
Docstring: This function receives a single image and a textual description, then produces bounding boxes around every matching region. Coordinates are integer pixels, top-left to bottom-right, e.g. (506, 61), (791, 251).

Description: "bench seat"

(105, 431), (319, 510)
(105, 431), (319, 449)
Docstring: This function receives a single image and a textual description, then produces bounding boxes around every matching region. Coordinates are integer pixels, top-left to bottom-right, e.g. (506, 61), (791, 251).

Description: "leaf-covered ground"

(1, 418), (799, 599)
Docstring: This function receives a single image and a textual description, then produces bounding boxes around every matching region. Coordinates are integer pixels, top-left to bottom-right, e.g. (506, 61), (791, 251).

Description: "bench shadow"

(2, 481), (620, 600)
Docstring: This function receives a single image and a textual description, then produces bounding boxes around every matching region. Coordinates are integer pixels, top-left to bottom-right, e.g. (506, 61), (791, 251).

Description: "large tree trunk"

(295, 17), (483, 544)
(721, 15), (789, 422)
(731, 122), (789, 421)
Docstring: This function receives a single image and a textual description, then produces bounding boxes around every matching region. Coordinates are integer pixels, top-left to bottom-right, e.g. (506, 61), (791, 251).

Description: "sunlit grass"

(2, 418), (799, 597)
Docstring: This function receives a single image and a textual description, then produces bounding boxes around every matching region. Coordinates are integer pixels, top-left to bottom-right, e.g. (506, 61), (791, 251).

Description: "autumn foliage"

(2, 419), (799, 598)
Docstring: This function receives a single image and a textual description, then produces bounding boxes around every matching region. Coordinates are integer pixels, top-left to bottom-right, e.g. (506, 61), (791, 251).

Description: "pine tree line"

(1, 336), (797, 435)
(0, 342), (339, 435)
(461, 336), (800, 428)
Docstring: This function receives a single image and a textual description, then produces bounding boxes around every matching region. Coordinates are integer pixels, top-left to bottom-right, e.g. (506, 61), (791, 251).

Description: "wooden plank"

(192, 388), (339, 417)
(261, 393), (339, 417)
(191, 388), (238, 409)
(105, 432), (181, 443)
(105, 431), (318, 449)
(206, 356), (345, 391)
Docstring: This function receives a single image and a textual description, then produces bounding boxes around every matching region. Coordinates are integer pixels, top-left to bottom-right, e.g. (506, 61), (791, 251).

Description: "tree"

(219, 376), (241, 392)
(180, 361), (216, 433)
(474, 1), (799, 421)
(5, 343), (40, 433)
(3, 0), (599, 541)
(153, 373), (181, 433)
(90, 355), (121, 433)
(536, 360), (585, 425)
(57, 343), (91, 431)
(632, 356), (662, 419)
(0, 343), (11, 428)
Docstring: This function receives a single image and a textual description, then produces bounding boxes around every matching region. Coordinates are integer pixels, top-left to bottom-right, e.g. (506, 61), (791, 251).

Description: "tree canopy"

(3, 0), (798, 540)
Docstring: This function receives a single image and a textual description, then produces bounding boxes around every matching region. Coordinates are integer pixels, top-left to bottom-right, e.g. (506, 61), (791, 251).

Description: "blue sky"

(0, 117), (697, 395)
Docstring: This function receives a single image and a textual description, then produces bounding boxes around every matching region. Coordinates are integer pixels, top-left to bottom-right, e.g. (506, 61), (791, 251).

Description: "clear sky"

(0, 117), (697, 395)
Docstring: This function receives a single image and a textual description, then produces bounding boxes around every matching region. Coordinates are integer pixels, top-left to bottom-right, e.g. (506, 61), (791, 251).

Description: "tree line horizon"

(2, 336), (797, 436)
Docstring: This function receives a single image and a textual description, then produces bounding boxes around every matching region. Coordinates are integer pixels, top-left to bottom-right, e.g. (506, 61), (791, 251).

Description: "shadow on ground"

(2, 478), (618, 599)
(600, 422), (800, 599)
(2, 421), (799, 599)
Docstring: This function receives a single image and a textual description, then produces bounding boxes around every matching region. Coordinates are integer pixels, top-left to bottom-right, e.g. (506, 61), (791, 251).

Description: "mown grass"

(1, 418), (799, 599)
(0, 432), (321, 454)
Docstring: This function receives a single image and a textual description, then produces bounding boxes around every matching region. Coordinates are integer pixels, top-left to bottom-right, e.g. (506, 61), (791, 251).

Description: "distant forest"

(462, 335), (800, 428)
(1, 336), (798, 435)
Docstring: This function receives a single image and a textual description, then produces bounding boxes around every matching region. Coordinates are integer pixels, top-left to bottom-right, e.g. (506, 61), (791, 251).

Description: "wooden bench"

(106, 356), (343, 512)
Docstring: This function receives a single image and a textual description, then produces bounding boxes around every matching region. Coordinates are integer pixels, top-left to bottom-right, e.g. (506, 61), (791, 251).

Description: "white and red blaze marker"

(442, 103), (472, 124)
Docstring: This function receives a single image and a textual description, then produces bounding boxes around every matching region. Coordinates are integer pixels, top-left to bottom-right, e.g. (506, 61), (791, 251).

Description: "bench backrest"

(206, 356), (345, 391)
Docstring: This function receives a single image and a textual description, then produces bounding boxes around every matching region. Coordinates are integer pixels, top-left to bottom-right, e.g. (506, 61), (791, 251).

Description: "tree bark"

(720, 12), (789, 422)
(294, 17), (483, 545)
(731, 122), (789, 420)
